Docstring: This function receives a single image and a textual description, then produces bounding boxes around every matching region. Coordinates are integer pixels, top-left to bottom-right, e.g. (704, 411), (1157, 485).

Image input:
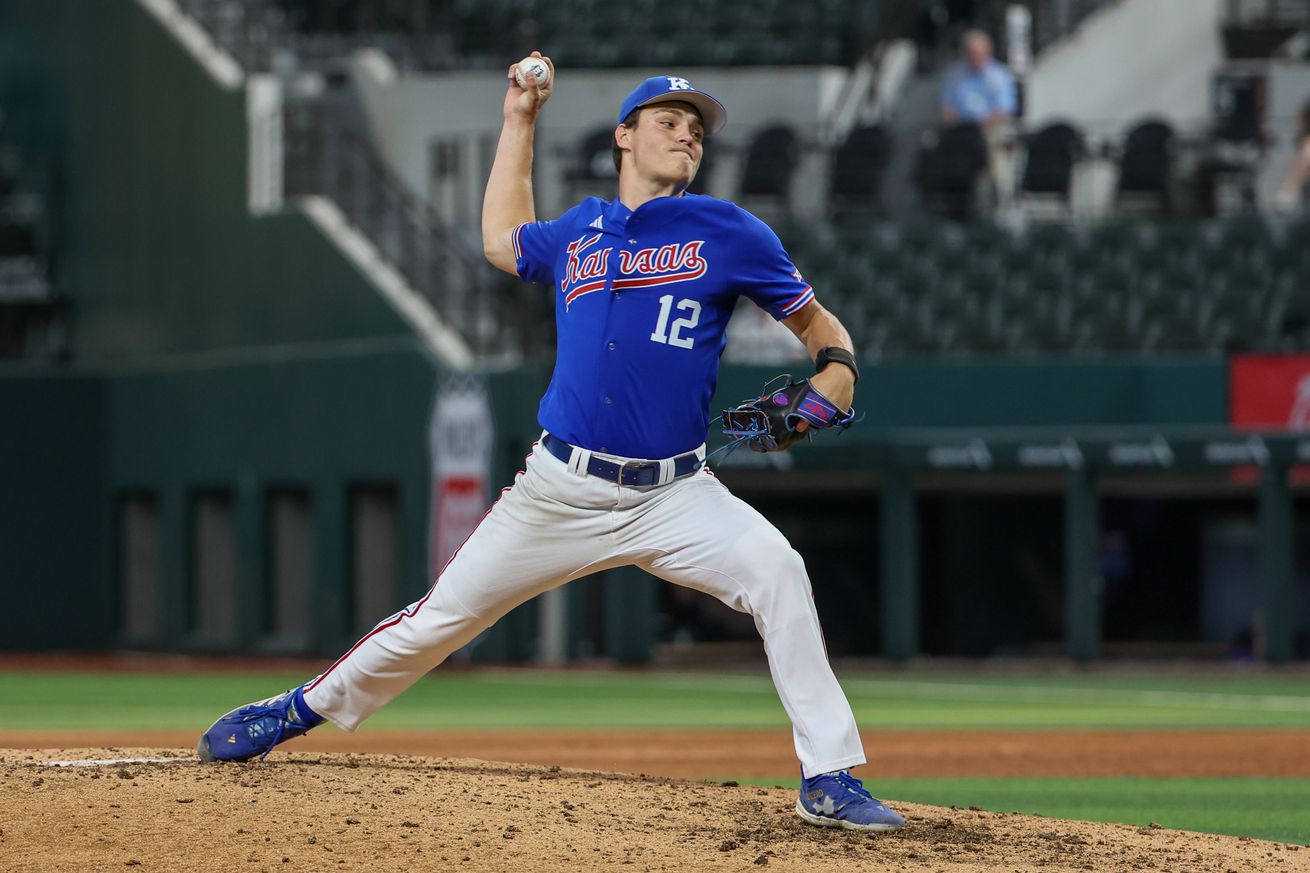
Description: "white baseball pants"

(303, 439), (866, 778)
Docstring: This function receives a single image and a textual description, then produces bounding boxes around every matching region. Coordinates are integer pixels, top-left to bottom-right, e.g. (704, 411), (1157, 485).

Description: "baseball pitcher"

(196, 52), (903, 834)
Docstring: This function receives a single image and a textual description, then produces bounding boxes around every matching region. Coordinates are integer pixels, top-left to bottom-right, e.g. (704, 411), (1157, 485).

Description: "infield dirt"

(3, 747), (1307, 873)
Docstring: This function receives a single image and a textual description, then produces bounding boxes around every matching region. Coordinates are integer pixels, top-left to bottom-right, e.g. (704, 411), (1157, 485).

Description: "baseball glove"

(721, 375), (855, 453)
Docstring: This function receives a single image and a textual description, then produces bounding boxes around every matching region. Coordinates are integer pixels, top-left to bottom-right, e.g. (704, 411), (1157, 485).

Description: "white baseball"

(514, 57), (551, 90)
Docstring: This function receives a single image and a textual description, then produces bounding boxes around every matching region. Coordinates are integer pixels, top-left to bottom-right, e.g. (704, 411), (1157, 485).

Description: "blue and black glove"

(721, 375), (855, 453)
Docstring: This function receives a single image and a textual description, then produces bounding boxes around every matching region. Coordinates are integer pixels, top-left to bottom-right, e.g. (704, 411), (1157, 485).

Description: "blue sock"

(292, 686), (325, 726)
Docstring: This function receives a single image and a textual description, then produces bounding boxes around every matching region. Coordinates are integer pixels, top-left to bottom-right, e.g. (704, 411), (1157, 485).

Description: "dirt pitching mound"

(2, 749), (1304, 873)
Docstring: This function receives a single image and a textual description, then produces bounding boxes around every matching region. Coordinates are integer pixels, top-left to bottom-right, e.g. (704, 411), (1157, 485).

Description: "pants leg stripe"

(305, 446), (536, 693)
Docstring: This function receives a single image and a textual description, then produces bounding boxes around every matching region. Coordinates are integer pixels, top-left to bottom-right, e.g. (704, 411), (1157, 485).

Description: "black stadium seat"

(1020, 121), (1085, 205)
(563, 126), (618, 203)
(739, 123), (801, 200)
(1117, 118), (1175, 214)
(829, 123), (891, 217)
(914, 122), (987, 220)
(566, 126), (619, 185)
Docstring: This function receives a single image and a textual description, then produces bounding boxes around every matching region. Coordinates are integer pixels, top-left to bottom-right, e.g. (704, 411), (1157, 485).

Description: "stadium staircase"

(169, 0), (550, 362)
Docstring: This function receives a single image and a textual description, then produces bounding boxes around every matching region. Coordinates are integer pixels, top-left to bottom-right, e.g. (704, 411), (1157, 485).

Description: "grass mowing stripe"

(474, 671), (1310, 712)
(766, 777), (1310, 846)
(731, 776), (1310, 845)
(2, 670), (1310, 730)
(839, 679), (1310, 713)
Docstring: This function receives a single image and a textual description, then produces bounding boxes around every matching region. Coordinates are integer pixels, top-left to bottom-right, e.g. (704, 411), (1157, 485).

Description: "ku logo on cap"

(666, 77), (693, 90)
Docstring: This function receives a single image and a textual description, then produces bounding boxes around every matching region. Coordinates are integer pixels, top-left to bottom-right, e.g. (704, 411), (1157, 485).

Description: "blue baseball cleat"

(796, 770), (906, 832)
(196, 687), (324, 763)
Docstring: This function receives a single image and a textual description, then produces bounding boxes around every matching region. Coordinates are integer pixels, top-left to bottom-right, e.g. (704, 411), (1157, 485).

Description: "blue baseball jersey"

(514, 193), (814, 459)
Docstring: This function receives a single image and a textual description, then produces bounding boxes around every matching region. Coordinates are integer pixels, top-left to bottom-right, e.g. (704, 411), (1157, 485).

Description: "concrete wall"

(350, 62), (850, 227)
(1026, 0), (1226, 135)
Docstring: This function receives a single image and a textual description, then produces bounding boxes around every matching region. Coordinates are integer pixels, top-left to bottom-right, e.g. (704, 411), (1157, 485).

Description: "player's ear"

(613, 123), (633, 173)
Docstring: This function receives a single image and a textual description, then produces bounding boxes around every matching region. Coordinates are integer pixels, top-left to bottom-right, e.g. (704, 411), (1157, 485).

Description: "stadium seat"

(829, 123), (892, 218)
(1083, 313), (1144, 355)
(1272, 219), (1310, 276)
(1215, 217), (1273, 259)
(914, 122), (988, 220)
(1073, 259), (1136, 303)
(962, 221), (1011, 255)
(949, 318), (1020, 356)
(1212, 307), (1275, 353)
(896, 221), (953, 259)
(1018, 121), (1086, 216)
(863, 310), (946, 359)
(955, 265), (1005, 310)
(1005, 306), (1078, 354)
(1022, 222), (1078, 270)
(739, 123), (801, 200)
(1116, 118), (1176, 215)
(1024, 264), (1070, 296)
(1144, 311), (1211, 354)
(1057, 292), (1105, 331)
(894, 261), (940, 303)
(1147, 221), (1209, 277)
(564, 126), (619, 201)
(1088, 220), (1147, 266)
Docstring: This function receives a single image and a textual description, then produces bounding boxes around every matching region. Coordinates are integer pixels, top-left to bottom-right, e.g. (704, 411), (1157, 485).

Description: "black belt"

(543, 433), (702, 486)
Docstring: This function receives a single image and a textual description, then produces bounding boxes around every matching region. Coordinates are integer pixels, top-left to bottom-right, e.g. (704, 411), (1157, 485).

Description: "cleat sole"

(795, 798), (904, 833)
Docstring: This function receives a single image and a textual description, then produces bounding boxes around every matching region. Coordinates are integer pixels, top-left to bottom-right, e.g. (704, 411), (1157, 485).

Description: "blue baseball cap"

(617, 75), (727, 135)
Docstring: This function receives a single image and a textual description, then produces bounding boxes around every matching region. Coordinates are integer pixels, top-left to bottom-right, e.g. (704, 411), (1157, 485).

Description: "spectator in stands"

(1274, 99), (1310, 213)
(939, 29), (1018, 205)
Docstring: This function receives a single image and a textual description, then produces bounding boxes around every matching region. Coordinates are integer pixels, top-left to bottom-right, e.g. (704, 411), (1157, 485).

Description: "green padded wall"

(0, 0), (413, 359)
(0, 0), (442, 653)
(0, 375), (110, 648)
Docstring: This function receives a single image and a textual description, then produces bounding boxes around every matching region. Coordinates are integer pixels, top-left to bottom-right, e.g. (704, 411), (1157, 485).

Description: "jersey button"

(614, 292), (622, 300)
(628, 238), (637, 244)
(607, 341), (616, 350)
(603, 395), (613, 404)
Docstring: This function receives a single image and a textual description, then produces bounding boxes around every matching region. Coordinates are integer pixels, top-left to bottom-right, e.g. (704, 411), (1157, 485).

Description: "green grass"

(2, 669), (1310, 730)
(733, 777), (1310, 846)
(3, 668), (1309, 844)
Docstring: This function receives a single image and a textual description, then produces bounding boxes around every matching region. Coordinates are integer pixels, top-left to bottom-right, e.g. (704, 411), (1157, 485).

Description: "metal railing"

(282, 92), (553, 359)
(1028, 0), (1120, 55)
(172, 0), (555, 360)
(1224, 0), (1310, 26)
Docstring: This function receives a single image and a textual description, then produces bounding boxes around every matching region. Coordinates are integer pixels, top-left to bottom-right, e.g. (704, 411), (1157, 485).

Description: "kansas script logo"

(562, 234), (708, 309)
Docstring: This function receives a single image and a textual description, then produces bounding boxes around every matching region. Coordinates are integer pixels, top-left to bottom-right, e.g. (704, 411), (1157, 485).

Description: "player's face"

(620, 103), (705, 191)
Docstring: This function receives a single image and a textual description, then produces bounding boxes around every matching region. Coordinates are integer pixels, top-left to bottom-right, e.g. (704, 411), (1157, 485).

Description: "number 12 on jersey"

(650, 294), (701, 349)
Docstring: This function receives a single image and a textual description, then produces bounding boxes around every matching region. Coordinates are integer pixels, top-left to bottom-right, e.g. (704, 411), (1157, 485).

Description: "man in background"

(940, 29), (1018, 206)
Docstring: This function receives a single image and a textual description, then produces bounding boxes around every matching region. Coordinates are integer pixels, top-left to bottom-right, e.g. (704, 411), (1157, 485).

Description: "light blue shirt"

(940, 59), (1017, 122)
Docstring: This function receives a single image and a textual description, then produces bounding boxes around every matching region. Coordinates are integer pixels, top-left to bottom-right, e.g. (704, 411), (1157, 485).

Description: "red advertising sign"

(1230, 354), (1310, 430)
(430, 475), (489, 577)
(428, 376), (494, 580)
(1230, 354), (1310, 483)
